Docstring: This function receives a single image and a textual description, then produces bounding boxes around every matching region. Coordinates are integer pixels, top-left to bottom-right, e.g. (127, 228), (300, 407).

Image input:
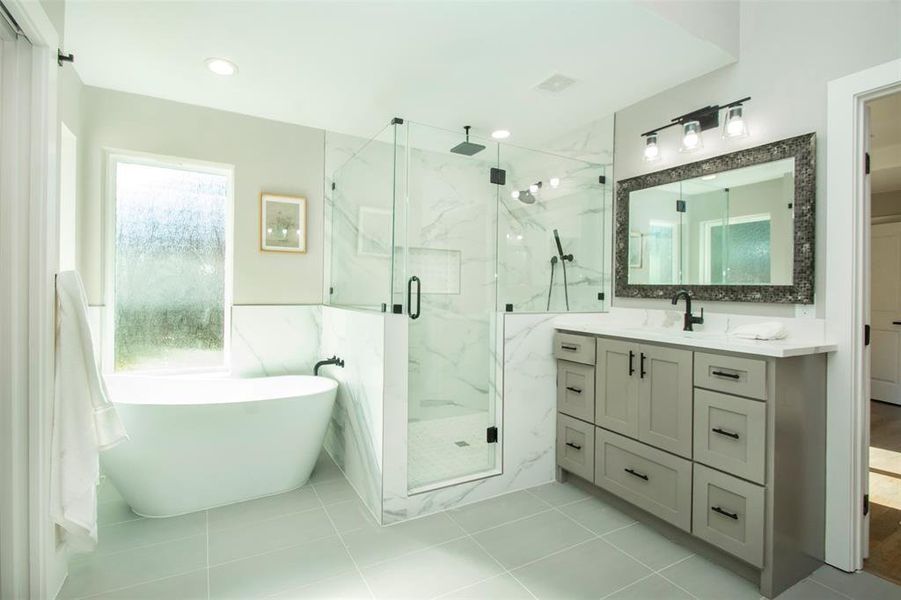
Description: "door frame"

(0, 1), (60, 599)
(825, 58), (901, 572)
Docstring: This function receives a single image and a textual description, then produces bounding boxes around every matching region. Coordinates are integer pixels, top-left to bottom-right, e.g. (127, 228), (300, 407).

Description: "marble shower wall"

(230, 305), (322, 377)
(320, 306), (385, 520)
(381, 312), (557, 522)
(496, 116), (614, 314)
(404, 129), (499, 422)
(324, 128), (397, 310)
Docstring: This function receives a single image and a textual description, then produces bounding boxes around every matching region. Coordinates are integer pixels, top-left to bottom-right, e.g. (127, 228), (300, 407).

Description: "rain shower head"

(450, 126), (486, 156)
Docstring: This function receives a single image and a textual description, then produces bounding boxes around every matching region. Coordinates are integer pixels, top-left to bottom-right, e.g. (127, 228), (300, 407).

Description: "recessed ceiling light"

(205, 57), (238, 76)
(491, 130), (511, 140)
(701, 174), (717, 181)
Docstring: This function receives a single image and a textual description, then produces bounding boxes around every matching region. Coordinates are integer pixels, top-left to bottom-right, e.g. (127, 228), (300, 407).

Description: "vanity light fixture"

(723, 105), (748, 138)
(643, 133), (660, 162)
(491, 129), (511, 140)
(639, 96), (750, 160)
(680, 121), (703, 152)
(205, 57), (238, 76)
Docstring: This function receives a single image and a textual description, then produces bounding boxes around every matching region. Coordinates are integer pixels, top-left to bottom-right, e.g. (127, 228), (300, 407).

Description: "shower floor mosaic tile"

(407, 412), (494, 490)
(60, 453), (901, 600)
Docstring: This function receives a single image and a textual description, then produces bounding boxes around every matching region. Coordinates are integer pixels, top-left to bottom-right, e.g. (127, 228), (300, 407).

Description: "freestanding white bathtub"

(101, 375), (338, 517)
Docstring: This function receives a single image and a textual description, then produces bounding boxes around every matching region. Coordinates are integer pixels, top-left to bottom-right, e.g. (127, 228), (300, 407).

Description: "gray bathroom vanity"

(553, 325), (833, 598)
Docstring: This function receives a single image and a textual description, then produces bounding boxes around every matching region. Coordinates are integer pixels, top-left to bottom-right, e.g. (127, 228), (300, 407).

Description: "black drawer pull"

(711, 505), (739, 520)
(565, 442), (582, 451)
(712, 427), (740, 440)
(624, 468), (648, 481)
(565, 386), (582, 394)
(894, 321), (901, 325)
(628, 350), (635, 376)
(711, 370), (740, 380)
(639, 353), (647, 379)
(560, 344), (579, 351)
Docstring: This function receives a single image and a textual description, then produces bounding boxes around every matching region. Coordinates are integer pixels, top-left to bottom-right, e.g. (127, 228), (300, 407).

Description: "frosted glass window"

(113, 159), (230, 372)
(709, 218), (771, 284)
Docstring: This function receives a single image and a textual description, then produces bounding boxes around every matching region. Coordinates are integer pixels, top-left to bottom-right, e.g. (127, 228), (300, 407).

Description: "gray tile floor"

(59, 453), (901, 600)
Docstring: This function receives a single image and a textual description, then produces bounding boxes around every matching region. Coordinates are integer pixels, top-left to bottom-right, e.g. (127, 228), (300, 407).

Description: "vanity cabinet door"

(638, 345), (693, 458)
(595, 339), (640, 438)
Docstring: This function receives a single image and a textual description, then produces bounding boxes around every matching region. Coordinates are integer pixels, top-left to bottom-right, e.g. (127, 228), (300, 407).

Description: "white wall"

(78, 87), (326, 306)
(614, 0), (901, 316)
(873, 189), (901, 218)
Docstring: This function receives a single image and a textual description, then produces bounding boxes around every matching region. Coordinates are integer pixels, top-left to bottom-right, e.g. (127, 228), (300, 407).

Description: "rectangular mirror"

(615, 133), (815, 303)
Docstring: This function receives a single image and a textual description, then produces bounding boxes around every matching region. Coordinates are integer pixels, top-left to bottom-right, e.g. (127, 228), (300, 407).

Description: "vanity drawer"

(694, 353), (767, 400)
(594, 427), (692, 531)
(557, 414), (595, 481)
(557, 361), (595, 423)
(692, 464), (765, 568)
(694, 389), (766, 484)
(553, 333), (596, 365)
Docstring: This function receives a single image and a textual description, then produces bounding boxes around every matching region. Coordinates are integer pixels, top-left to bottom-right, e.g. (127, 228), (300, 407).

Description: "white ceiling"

(66, 1), (736, 149)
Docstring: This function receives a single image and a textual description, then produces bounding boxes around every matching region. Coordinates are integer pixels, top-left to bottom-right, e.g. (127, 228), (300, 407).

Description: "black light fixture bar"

(640, 96), (751, 137)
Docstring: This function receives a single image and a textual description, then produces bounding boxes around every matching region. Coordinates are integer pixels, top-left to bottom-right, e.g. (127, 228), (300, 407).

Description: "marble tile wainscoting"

(320, 306), (386, 521)
(231, 305), (322, 377)
(381, 313), (558, 523)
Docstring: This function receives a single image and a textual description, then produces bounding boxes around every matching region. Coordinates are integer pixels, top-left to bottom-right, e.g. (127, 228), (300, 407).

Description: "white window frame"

(698, 213), (772, 284)
(103, 150), (235, 376)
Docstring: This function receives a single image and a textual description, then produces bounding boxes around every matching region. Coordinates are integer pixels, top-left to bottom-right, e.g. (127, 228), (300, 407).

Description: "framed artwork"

(357, 207), (393, 257)
(260, 193), (306, 253)
(629, 231), (643, 268)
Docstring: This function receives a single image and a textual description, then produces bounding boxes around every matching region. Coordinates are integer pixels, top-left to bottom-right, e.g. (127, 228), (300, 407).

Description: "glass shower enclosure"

(327, 119), (608, 493)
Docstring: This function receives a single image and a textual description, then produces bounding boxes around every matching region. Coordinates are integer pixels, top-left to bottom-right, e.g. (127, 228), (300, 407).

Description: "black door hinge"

(486, 426), (498, 444)
(865, 152), (871, 175)
(490, 168), (506, 186)
(676, 200), (686, 213)
(864, 494), (869, 516)
(865, 324), (871, 346)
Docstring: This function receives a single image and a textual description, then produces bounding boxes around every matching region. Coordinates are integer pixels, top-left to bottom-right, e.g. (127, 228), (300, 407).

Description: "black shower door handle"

(407, 276), (421, 320)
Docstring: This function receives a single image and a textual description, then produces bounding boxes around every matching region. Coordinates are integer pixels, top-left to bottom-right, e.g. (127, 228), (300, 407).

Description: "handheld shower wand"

(547, 229), (574, 311)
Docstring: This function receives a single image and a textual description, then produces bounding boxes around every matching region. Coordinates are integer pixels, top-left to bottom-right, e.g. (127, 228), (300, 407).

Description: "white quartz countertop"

(554, 311), (838, 358)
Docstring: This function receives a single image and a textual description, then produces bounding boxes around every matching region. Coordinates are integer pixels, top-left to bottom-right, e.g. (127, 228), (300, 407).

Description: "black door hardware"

(893, 321), (901, 325)
(560, 344), (578, 351)
(407, 276), (421, 320)
(639, 353), (647, 379)
(711, 370), (740, 379)
(712, 427), (740, 439)
(711, 506), (739, 520)
(624, 468), (648, 481)
(486, 426), (498, 444)
(565, 442), (582, 450)
(628, 350), (635, 376)
(565, 386), (582, 394)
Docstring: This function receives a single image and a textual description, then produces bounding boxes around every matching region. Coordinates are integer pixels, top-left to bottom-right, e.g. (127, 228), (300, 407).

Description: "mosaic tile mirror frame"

(615, 132), (816, 304)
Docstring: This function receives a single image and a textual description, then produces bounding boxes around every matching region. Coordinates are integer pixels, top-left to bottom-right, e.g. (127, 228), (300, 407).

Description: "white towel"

(50, 271), (128, 551)
(729, 321), (788, 341)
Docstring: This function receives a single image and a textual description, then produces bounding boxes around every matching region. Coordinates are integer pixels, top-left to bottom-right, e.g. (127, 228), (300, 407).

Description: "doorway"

(866, 90), (901, 584)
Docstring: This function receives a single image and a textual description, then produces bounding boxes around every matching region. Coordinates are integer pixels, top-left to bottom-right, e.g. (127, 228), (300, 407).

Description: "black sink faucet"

(314, 355), (345, 376)
(672, 290), (704, 332)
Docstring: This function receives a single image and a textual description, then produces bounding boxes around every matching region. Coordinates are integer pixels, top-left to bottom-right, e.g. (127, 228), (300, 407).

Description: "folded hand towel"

(729, 321), (788, 341)
(50, 271), (128, 552)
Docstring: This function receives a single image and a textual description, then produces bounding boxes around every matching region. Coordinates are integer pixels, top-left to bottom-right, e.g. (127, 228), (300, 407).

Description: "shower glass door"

(401, 122), (501, 492)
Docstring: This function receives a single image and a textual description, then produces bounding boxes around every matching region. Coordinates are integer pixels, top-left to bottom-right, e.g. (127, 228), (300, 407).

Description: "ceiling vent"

(536, 73), (578, 93)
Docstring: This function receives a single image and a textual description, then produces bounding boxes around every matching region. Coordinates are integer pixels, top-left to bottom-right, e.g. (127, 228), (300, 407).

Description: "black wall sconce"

(641, 96), (750, 161)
